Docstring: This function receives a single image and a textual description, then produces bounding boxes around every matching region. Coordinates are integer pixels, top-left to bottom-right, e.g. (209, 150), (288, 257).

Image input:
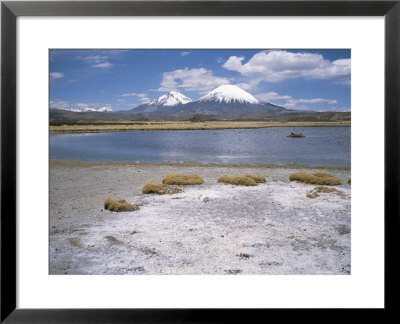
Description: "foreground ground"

(49, 162), (351, 275)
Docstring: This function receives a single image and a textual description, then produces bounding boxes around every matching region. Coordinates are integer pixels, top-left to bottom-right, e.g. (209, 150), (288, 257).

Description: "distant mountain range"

(49, 84), (350, 122)
(129, 85), (287, 115)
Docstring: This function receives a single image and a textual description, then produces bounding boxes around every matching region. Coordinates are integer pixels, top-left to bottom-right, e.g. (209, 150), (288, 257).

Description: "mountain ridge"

(148, 91), (192, 106)
(130, 85), (287, 115)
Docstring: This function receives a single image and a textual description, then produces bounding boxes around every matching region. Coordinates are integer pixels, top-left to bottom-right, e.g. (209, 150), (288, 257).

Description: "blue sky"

(50, 49), (350, 112)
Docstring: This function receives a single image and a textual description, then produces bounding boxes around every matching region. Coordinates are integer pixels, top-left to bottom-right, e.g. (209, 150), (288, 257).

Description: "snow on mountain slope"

(149, 91), (192, 106)
(199, 85), (260, 104)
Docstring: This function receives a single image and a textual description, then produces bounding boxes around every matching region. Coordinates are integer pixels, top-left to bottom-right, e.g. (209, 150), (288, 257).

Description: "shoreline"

(50, 121), (351, 133)
(50, 160), (351, 171)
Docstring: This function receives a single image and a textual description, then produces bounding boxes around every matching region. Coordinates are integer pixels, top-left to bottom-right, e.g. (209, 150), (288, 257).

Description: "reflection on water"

(50, 127), (350, 166)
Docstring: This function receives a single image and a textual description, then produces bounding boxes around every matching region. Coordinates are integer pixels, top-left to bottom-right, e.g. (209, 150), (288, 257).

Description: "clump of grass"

(104, 198), (139, 212)
(348, 178), (351, 184)
(315, 186), (345, 196)
(162, 173), (204, 185)
(307, 192), (320, 199)
(307, 186), (345, 199)
(104, 235), (121, 244)
(289, 171), (342, 185)
(218, 175), (257, 186)
(243, 174), (266, 183)
(314, 186), (338, 193)
(142, 179), (183, 195)
(218, 173), (266, 186)
(142, 179), (167, 194)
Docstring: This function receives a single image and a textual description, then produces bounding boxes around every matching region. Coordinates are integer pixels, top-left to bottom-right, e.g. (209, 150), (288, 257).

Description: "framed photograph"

(1, 0), (399, 321)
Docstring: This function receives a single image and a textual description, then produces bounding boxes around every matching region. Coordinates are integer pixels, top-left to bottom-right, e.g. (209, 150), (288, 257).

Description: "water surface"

(50, 127), (350, 166)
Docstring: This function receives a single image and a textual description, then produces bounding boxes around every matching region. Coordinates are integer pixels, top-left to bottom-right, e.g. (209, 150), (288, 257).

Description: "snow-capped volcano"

(130, 85), (287, 116)
(199, 85), (260, 104)
(149, 91), (192, 106)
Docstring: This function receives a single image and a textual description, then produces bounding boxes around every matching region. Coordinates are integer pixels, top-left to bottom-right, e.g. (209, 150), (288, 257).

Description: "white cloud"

(284, 97), (338, 109)
(223, 50), (350, 84)
(92, 62), (112, 68)
(180, 51), (191, 57)
(50, 72), (64, 79)
(100, 50), (128, 56)
(290, 98), (337, 105)
(233, 83), (253, 91)
(120, 92), (150, 104)
(80, 55), (113, 68)
(330, 106), (351, 112)
(256, 91), (339, 110)
(50, 100), (114, 110)
(49, 100), (69, 109)
(158, 67), (230, 92)
(256, 92), (292, 102)
(76, 103), (90, 108)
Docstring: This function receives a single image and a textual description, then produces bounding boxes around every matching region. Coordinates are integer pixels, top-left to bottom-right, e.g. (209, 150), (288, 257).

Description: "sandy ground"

(49, 163), (351, 275)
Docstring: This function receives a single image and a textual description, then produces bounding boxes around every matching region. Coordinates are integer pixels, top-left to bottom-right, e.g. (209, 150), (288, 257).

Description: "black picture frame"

(1, 0), (399, 322)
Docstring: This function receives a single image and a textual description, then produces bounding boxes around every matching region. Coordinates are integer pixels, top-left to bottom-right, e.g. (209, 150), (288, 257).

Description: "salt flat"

(49, 163), (351, 275)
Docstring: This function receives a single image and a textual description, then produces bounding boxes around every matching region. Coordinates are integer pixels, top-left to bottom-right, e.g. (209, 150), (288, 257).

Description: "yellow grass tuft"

(307, 186), (345, 199)
(142, 179), (167, 194)
(315, 186), (344, 196)
(307, 192), (320, 199)
(104, 198), (139, 212)
(314, 186), (337, 193)
(218, 174), (257, 186)
(142, 179), (182, 195)
(243, 174), (267, 183)
(289, 171), (342, 185)
(218, 175), (232, 183)
(162, 173), (204, 185)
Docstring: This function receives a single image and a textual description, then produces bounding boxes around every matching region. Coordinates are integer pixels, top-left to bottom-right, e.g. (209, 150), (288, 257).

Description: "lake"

(50, 127), (350, 167)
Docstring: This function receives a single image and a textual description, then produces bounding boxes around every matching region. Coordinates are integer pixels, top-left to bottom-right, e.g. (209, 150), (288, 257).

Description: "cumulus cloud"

(256, 91), (338, 110)
(80, 55), (113, 68)
(330, 106), (350, 112)
(233, 83), (253, 91)
(50, 72), (64, 79)
(92, 62), (112, 68)
(120, 92), (150, 104)
(256, 92), (292, 101)
(284, 98), (338, 109)
(75, 103), (91, 108)
(50, 100), (114, 110)
(223, 50), (350, 84)
(290, 98), (337, 105)
(158, 67), (230, 92)
(49, 100), (69, 109)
